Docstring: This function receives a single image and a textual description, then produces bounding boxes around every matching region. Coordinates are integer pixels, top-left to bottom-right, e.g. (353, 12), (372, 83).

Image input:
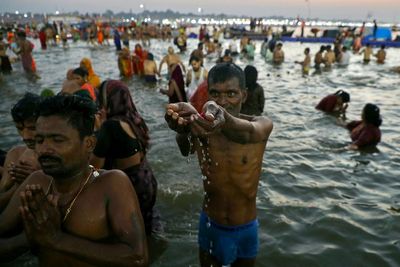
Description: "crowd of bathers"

(0, 19), (389, 266)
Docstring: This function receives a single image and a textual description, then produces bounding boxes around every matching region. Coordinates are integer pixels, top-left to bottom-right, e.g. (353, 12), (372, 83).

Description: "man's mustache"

(38, 155), (62, 163)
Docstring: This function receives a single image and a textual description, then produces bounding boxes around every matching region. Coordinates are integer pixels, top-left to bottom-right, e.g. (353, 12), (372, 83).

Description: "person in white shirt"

(338, 46), (351, 66)
(186, 55), (208, 100)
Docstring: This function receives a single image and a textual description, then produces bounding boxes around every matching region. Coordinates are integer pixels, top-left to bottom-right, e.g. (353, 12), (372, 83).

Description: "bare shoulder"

(94, 169), (132, 189)
(241, 114), (273, 139)
(241, 114), (273, 127)
(253, 116), (273, 135)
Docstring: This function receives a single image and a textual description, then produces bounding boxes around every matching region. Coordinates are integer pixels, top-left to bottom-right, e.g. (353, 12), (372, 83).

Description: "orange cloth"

(7, 32), (14, 44)
(97, 30), (104, 44)
(118, 48), (133, 77)
(132, 46), (148, 76)
(81, 83), (96, 101)
(80, 57), (101, 88)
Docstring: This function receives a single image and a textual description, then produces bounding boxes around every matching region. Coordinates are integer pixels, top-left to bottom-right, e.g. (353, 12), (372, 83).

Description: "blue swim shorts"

(198, 211), (259, 265)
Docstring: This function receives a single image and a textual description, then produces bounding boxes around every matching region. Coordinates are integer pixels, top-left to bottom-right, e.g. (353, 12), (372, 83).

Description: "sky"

(1, 0), (399, 22)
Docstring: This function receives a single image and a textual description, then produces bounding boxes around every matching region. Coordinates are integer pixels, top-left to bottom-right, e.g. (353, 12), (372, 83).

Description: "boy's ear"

(241, 90), (248, 103)
(85, 135), (97, 153)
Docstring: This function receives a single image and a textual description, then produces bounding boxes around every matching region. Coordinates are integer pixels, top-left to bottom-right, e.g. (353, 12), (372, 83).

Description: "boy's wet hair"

(208, 63), (245, 90)
(334, 90), (350, 103)
(189, 55), (200, 63)
(11, 93), (41, 123)
(363, 103), (382, 127)
(72, 67), (88, 78)
(38, 95), (96, 140)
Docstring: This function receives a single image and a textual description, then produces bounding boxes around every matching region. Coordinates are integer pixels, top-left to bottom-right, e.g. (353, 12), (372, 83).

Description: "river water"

(1, 36), (400, 267)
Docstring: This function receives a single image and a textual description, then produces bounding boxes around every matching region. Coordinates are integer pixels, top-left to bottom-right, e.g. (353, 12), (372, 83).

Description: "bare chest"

(59, 188), (110, 241)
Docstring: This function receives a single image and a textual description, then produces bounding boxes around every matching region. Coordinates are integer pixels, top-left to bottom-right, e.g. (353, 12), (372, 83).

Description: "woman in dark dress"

(91, 80), (157, 235)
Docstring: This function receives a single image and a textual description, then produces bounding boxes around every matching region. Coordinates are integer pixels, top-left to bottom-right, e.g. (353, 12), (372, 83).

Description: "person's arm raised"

(158, 56), (166, 74)
(165, 103), (198, 156)
(222, 112), (273, 144)
(194, 101), (273, 144)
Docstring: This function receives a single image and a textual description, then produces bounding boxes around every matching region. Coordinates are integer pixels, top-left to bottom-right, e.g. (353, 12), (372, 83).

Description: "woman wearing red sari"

(132, 43), (148, 76)
(160, 64), (187, 103)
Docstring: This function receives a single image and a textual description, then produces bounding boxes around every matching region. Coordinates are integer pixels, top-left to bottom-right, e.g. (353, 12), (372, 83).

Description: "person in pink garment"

(344, 103), (382, 150)
(316, 90), (350, 114)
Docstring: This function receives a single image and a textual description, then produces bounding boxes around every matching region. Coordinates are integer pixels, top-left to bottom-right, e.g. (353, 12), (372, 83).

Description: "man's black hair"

(11, 93), (41, 123)
(189, 55), (200, 63)
(208, 63), (245, 90)
(38, 94), (96, 140)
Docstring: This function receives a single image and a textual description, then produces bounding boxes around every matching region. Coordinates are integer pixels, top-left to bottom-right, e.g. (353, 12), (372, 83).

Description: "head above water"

(362, 103), (382, 127)
(38, 94), (96, 140)
(17, 31), (26, 39)
(207, 63), (247, 116)
(224, 49), (231, 57)
(244, 65), (258, 90)
(11, 92), (41, 123)
(11, 93), (42, 149)
(72, 67), (88, 79)
(72, 67), (88, 85)
(208, 63), (246, 91)
(334, 90), (350, 103)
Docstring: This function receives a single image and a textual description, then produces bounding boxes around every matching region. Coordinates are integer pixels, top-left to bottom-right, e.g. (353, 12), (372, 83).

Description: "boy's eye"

(209, 91), (219, 97)
(35, 137), (43, 144)
(53, 137), (65, 143)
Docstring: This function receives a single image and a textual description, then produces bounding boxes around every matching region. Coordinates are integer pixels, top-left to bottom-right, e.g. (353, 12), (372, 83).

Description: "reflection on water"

(1, 37), (399, 267)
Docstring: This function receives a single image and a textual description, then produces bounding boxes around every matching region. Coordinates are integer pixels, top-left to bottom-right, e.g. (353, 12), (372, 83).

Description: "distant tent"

(363, 27), (392, 41)
(322, 29), (340, 38)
